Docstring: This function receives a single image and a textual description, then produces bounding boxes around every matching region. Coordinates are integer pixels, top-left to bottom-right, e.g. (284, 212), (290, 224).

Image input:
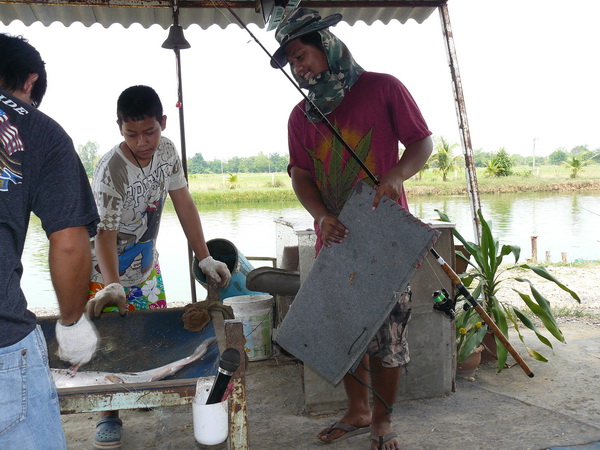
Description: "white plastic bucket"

(224, 294), (274, 361)
(192, 378), (229, 445)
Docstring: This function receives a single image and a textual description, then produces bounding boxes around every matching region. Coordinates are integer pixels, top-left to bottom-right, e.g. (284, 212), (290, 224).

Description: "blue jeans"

(0, 326), (67, 449)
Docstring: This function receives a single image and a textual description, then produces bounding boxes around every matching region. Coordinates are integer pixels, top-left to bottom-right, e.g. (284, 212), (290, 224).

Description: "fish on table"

(51, 337), (216, 389)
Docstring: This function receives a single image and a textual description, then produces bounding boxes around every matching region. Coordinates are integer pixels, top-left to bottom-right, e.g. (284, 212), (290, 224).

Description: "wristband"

(59, 318), (80, 327)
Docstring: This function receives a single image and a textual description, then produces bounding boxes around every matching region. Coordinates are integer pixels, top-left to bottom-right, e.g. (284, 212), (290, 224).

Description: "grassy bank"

(184, 165), (600, 204)
(189, 187), (298, 204)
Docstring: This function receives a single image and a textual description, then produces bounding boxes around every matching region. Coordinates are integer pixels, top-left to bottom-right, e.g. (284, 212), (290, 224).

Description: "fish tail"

(147, 337), (216, 382)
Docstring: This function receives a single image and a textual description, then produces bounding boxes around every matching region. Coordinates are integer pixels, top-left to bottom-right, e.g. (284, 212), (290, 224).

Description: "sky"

(1, 0), (599, 162)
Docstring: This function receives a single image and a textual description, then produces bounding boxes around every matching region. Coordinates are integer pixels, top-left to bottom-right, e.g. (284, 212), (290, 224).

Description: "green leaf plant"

(436, 208), (581, 371)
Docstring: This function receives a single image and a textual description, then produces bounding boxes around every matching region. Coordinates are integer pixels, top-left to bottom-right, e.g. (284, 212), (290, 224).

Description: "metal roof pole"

(162, 0), (198, 302)
(438, 3), (482, 243)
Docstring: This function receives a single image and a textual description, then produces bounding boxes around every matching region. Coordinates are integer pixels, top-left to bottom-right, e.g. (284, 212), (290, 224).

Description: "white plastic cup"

(192, 378), (229, 446)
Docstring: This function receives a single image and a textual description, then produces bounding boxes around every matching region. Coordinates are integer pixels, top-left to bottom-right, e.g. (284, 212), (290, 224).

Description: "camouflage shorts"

(366, 286), (412, 368)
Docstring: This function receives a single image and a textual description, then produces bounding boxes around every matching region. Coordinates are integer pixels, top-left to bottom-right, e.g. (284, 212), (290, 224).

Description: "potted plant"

(436, 208), (581, 372)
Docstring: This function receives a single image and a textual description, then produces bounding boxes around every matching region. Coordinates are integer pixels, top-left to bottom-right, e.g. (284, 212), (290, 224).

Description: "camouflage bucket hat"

(270, 7), (342, 68)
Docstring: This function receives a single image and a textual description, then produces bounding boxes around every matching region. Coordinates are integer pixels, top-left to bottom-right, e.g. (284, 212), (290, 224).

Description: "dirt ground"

(59, 318), (600, 450)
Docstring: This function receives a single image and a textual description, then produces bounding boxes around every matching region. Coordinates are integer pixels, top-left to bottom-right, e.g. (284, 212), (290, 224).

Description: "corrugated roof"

(0, 0), (442, 29)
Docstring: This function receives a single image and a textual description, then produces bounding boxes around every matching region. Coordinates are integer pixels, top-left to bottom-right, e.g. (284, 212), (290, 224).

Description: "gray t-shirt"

(90, 136), (187, 286)
(0, 89), (99, 348)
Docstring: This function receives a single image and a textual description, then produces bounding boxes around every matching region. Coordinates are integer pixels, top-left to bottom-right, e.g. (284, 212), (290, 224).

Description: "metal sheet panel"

(275, 181), (440, 385)
(0, 0), (439, 29)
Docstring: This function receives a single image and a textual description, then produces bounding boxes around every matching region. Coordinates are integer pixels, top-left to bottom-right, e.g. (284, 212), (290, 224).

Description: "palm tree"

(561, 151), (599, 178)
(430, 137), (461, 181)
(227, 172), (239, 189)
(484, 157), (503, 177)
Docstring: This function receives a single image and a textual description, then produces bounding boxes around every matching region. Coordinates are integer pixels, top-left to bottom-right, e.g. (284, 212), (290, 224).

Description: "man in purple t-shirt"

(271, 8), (433, 450)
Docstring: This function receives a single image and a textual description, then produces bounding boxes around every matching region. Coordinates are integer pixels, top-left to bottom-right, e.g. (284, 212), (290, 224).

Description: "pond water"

(22, 190), (600, 310)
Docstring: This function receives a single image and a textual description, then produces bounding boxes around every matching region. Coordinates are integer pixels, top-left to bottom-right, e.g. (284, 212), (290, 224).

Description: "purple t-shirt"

(0, 89), (99, 348)
(287, 72), (431, 252)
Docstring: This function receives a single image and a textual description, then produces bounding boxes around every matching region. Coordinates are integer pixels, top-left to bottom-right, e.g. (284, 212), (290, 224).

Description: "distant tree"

(251, 152), (270, 173)
(511, 154), (527, 166)
(268, 153), (289, 172)
(482, 148), (513, 177)
(204, 159), (223, 174)
(237, 158), (250, 173)
(474, 149), (494, 167)
(521, 155), (546, 167)
(77, 140), (99, 177)
(430, 137), (462, 181)
(548, 148), (568, 165)
(187, 153), (207, 174)
(493, 148), (514, 176)
(562, 150), (598, 178)
(227, 156), (243, 173)
(226, 173), (238, 189)
(569, 145), (589, 156)
(483, 158), (503, 177)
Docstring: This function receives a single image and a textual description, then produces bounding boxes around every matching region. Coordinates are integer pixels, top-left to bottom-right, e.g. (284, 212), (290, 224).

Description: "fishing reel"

(432, 288), (456, 319)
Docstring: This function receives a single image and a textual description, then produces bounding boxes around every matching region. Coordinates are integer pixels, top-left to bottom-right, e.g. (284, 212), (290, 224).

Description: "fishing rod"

(430, 248), (534, 378)
(218, 1), (379, 186)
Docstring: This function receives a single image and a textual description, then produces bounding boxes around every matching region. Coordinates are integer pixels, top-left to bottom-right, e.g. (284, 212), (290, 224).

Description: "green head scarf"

(296, 29), (364, 122)
(272, 8), (364, 122)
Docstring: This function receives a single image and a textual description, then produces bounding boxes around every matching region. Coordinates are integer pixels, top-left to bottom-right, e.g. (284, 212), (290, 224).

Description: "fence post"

(531, 236), (538, 263)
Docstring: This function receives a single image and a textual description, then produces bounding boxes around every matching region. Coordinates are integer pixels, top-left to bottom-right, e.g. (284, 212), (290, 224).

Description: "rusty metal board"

(55, 378), (203, 414)
(275, 181), (440, 385)
(37, 307), (220, 413)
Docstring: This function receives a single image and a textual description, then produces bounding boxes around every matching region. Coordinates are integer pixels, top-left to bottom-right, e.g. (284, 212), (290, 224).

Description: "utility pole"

(439, 4), (481, 243)
(533, 137), (537, 171)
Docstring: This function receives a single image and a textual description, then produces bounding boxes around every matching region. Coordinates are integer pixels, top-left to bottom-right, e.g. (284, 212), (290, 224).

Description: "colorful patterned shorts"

(366, 285), (412, 368)
(88, 262), (167, 312)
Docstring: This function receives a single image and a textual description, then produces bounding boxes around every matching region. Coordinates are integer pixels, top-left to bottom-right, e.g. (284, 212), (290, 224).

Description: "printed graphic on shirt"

(311, 123), (375, 215)
(117, 196), (163, 278)
(0, 109), (25, 155)
(92, 137), (184, 286)
(0, 109), (24, 192)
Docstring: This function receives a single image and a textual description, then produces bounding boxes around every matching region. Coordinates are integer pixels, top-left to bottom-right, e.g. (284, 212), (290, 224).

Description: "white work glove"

(198, 256), (231, 288)
(55, 313), (99, 366)
(86, 282), (127, 318)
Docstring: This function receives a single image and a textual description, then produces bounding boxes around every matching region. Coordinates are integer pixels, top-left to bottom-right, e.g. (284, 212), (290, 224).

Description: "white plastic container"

(192, 378), (228, 445)
(223, 294), (274, 360)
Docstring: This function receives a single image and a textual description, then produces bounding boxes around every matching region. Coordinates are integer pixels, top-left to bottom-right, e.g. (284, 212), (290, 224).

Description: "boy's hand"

(198, 256), (231, 288)
(86, 282), (127, 318)
(55, 314), (99, 366)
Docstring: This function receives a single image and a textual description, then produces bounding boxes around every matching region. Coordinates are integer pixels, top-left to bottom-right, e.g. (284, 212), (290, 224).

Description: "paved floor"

(61, 320), (600, 449)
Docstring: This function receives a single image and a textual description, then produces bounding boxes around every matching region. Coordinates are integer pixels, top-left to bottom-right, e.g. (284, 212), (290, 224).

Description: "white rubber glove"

(55, 314), (99, 366)
(86, 282), (127, 318)
(198, 256), (231, 288)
